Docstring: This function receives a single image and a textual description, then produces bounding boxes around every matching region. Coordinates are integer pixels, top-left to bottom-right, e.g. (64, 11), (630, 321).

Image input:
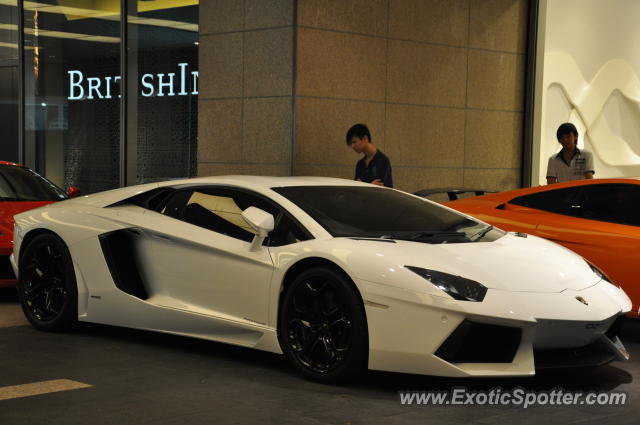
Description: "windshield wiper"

(381, 231), (468, 242)
(471, 225), (494, 241)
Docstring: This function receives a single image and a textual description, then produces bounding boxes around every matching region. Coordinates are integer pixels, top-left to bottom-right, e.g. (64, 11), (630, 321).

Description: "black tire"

(17, 233), (78, 331)
(278, 266), (368, 384)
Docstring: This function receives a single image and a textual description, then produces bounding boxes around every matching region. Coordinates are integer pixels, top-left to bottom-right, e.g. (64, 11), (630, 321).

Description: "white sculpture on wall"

(539, 51), (640, 185)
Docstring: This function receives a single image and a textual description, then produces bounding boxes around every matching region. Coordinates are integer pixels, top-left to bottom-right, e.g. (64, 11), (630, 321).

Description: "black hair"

(556, 122), (578, 141)
(346, 123), (371, 145)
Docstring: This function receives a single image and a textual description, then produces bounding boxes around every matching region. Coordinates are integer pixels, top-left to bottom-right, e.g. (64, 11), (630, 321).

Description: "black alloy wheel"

(17, 233), (78, 331)
(279, 266), (368, 383)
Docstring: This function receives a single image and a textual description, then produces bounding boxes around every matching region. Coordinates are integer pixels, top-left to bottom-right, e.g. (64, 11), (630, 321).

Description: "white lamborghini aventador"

(10, 176), (631, 383)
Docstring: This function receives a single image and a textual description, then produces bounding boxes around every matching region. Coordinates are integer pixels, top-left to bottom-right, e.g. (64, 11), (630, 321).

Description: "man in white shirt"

(546, 123), (595, 184)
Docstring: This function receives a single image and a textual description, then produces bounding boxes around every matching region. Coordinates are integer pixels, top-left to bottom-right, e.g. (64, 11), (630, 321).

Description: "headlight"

(585, 260), (611, 283)
(405, 266), (487, 302)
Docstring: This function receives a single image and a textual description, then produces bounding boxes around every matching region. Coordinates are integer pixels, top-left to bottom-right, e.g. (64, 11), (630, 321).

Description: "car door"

(484, 186), (582, 234)
(134, 186), (280, 326)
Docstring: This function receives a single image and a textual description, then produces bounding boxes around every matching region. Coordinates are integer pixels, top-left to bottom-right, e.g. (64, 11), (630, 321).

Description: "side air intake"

(435, 320), (522, 363)
(99, 229), (149, 300)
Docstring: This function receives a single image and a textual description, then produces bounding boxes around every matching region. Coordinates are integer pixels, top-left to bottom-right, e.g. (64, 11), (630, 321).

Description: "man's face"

(349, 136), (368, 153)
(558, 132), (577, 150)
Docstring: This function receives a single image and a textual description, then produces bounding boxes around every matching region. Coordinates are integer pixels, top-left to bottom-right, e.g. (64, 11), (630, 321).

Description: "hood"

(338, 233), (598, 293)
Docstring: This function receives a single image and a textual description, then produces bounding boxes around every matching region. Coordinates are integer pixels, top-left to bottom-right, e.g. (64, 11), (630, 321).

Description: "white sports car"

(10, 176), (631, 383)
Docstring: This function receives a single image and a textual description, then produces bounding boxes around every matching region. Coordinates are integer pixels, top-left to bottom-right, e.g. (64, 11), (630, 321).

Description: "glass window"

(182, 191), (259, 240)
(161, 188), (276, 242)
(20, 1), (199, 193)
(160, 186), (310, 245)
(509, 187), (582, 216)
(273, 186), (485, 242)
(0, 1), (19, 163)
(574, 184), (640, 227)
(23, 0), (121, 194)
(0, 1), (18, 61)
(0, 164), (67, 201)
(269, 213), (310, 246)
(126, 1), (198, 184)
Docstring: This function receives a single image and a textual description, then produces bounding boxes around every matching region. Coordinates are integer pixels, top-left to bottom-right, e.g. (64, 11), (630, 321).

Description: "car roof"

(477, 177), (640, 200)
(441, 177), (640, 208)
(538, 177), (640, 187)
(167, 175), (371, 189)
(63, 175), (377, 209)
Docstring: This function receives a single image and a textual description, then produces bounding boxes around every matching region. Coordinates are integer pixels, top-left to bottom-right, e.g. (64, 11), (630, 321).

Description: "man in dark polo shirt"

(346, 123), (393, 188)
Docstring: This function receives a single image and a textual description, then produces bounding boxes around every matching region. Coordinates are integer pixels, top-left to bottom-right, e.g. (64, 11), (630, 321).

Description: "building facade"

(1, 0), (531, 195)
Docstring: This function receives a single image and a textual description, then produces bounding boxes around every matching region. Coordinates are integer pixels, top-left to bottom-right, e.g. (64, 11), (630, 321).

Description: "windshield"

(273, 186), (495, 243)
(0, 165), (67, 201)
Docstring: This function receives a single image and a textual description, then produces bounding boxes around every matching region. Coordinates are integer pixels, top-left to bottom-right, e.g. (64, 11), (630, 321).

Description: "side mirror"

(241, 206), (274, 251)
(66, 186), (81, 198)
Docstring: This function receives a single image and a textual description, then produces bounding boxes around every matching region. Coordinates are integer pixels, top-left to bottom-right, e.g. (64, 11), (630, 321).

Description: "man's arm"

(377, 156), (393, 188)
(584, 151), (595, 179)
(546, 157), (557, 184)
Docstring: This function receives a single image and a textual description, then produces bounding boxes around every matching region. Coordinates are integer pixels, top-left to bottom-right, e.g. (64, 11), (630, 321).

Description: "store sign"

(67, 62), (198, 100)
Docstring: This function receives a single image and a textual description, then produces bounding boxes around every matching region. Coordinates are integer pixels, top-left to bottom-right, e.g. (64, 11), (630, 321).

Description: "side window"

(575, 184), (640, 227)
(268, 213), (311, 247)
(159, 186), (312, 244)
(160, 190), (193, 219)
(0, 174), (14, 199)
(509, 187), (582, 216)
(179, 189), (276, 242)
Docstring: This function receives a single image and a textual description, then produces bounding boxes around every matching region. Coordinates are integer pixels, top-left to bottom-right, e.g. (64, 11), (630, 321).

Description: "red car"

(0, 161), (79, 286)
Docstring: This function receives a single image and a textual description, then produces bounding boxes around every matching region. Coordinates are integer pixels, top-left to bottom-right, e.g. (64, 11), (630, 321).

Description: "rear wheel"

(278, 266), (368, 383)
(17, 233), (78, 331)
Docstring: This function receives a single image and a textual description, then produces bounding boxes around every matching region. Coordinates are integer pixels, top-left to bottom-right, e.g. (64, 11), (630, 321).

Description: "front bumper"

(534, 315), (629, 368)
(359, 279), (630, 377)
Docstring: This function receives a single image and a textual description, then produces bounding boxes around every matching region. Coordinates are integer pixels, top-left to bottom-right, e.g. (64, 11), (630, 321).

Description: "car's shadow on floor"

(65, 319), (635, 394)
(620, 317), (640, 342)
(0, 286), (18, 303)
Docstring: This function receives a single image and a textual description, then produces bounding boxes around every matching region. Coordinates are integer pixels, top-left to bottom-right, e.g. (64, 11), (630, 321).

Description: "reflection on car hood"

(337, 233), (598, 293)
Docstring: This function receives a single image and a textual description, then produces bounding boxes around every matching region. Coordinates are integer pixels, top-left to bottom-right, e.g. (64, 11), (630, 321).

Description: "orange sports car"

(441, 178), (640, 318)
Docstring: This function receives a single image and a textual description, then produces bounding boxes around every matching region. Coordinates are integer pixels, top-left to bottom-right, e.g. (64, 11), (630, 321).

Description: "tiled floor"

(0, 287), (638, 425)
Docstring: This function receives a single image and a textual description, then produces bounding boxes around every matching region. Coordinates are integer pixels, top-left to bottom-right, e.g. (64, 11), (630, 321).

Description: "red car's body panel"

(444, 178), (640, 318)
(1, 201), (55, 286)
(0, 161), (66, 286)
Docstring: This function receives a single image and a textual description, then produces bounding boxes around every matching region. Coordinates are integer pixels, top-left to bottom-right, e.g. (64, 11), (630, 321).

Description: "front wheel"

(17, 233), (78, 331)
(278, 266), (368, 383)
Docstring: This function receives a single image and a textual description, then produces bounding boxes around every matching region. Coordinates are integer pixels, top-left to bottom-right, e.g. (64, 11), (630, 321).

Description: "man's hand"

(371, 179), (384, 186)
